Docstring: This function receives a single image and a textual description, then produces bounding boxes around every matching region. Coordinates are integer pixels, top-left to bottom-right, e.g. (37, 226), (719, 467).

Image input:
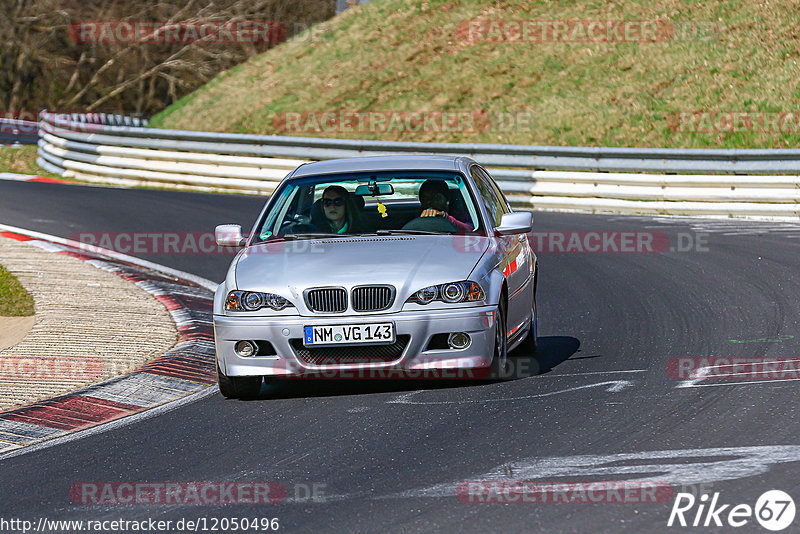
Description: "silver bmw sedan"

(213, 155), (538, 398)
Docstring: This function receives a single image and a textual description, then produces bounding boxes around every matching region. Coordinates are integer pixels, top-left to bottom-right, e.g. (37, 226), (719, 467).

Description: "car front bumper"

(214, 305), (498, 379)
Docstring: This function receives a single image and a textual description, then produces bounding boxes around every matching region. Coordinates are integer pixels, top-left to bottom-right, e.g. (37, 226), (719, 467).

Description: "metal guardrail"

(2, 113), (148, 145)
(43, 112), (149, 127)
(36, 112), (800, 219)
(0, 118), (39, 145)
(36, 118), (800, 174)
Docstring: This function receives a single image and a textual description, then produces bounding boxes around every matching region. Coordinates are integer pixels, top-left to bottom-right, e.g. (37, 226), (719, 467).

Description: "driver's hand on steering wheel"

(421, 209), (445, 218)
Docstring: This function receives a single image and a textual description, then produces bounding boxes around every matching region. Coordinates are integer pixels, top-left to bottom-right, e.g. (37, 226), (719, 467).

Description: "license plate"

(303, 323), (395, 346)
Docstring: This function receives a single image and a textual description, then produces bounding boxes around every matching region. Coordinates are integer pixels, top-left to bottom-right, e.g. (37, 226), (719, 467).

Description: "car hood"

(234, 235), (490, 307)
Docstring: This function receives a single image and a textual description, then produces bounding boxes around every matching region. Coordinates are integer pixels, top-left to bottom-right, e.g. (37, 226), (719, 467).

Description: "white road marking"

(614, 215), (800, 237)
(395, 445), (800, 498)
(680, 377), (800, 388)
(538, 369), (648, 377)
(675, 366), (712, 388)
(387, 380), (634, 405)
(179, 444), (800, 504)
(676, 359), (800, 388)
(0, 172), (36, 182)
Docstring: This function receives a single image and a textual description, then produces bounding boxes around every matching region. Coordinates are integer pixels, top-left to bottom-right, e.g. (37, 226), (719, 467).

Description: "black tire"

(490, 299), (510, 380)
(217, 360), (262, 399)
(518, 271), (539, 353)
(518, 296), (538, 353)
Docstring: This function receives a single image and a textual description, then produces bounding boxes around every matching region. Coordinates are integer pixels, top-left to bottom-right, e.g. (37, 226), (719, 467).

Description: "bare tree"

(0, 0), (334, 116)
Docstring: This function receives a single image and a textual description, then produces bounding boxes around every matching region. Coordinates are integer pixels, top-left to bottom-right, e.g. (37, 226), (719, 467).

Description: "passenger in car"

(418, 180), (474, 233)
(312, 185), (363, 234)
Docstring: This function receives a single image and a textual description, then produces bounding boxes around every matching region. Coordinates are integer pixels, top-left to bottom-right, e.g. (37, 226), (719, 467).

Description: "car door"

(470, 165), (533, 339)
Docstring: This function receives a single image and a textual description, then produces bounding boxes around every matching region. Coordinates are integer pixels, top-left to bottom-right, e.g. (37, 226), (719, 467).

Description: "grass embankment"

(0, 265), (35, 317)
(0, 145), (63, 180)
(150, 0), (800, 148)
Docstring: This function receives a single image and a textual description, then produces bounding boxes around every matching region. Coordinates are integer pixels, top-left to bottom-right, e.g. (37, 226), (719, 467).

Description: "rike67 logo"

(668, 490), (795, 531)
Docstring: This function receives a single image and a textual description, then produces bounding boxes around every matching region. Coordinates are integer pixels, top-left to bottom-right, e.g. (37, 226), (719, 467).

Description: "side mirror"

(495, 212), (533, 235)
(215, 224), (245, 247)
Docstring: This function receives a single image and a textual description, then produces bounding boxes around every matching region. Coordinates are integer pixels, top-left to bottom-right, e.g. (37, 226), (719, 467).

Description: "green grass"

(0, 146), (64, 180)
(0, 265), (35, 317)
(149, 0), (800, 148)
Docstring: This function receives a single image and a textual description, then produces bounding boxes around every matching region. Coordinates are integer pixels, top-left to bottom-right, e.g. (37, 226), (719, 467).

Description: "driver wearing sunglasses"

(314, 185), (361, 234)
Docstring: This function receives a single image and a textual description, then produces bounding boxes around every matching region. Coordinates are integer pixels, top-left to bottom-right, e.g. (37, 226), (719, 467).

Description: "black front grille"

(290, 335), (410, 365)
(352, 285), (394, 312)
(254, 340), (276, 356)
(306, 287), (347, 313)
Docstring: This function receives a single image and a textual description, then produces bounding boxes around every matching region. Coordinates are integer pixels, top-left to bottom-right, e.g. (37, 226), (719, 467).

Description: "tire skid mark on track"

(0, 228), (216, 458)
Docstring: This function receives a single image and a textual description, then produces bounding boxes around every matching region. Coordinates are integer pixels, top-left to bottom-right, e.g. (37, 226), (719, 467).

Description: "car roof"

(289, 155), (476, 178)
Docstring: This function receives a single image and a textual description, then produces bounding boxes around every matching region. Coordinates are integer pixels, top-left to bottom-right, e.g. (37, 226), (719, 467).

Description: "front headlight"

(407, 281), (485, 305)
(225, 290), (293, 311)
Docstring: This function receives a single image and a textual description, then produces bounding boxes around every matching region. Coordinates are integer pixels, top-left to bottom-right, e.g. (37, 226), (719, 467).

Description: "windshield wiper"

(375, 229), (446, 236)
(282, 233), (348, 240)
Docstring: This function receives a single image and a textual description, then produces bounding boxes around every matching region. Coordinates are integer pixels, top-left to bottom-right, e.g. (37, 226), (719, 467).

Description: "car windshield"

(254, 171), (483, 242)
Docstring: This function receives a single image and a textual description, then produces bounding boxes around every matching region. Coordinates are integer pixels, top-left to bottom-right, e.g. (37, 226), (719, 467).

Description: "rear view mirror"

(215, 224), (245, 247)
(355, 183), (394, 196)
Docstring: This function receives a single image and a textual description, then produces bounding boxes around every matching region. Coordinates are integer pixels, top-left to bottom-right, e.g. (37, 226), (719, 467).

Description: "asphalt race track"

(2, 179), (800, 532)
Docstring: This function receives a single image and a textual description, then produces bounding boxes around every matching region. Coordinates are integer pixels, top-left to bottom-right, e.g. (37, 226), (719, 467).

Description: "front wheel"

(518, 270), (538, 353)
(489, 300), (510, 380)
(518, 295), (538, 353)
(217, 360), (262, 399)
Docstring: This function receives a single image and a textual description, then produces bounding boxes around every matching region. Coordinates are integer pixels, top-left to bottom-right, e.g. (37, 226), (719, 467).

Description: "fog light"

(448, 332), (471, 350)
(235, 340), (257, 357)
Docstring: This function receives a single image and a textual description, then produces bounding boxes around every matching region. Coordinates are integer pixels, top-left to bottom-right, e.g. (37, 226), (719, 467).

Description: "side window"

(484, 168), (513, 214)
(470, 166), (505, 227)
(476, 166), (511, 214)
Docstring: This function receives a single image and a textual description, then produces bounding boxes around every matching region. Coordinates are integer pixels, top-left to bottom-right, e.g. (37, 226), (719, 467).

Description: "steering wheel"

(280, 213), (312, 231)
(402, 215), (458, 233)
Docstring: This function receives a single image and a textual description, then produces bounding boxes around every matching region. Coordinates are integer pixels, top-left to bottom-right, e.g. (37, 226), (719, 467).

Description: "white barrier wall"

(37, 113), (800, 219)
